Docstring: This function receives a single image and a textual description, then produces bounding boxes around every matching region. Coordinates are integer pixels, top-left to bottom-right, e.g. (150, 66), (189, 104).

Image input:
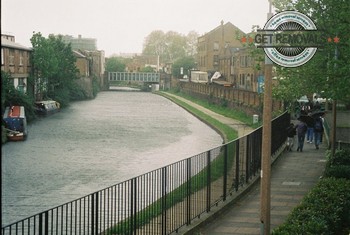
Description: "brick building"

(230, 47), (264, 92)
(59, 34), (97, 51)
(1, 34), (32, 94)
(197, 23), (266, 92)
(197, 21), (244, 76)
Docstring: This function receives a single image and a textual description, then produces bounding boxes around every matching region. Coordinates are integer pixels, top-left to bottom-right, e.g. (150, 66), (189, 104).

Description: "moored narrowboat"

(34, 100), (60, 115)
(3, 106), (28, 141)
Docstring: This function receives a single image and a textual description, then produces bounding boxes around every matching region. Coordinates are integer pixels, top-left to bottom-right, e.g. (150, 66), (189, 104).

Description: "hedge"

(324, 149), (350, 180)
(272, 177), (350, 235)
(273, 148), (350, 234)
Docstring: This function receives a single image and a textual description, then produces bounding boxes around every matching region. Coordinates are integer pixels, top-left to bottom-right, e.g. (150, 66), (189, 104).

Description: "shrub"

(327, 149), (350, 166)
(324, 149), (350, 179)
(324, 165), (350, 179)
(272, 178), (350, 235)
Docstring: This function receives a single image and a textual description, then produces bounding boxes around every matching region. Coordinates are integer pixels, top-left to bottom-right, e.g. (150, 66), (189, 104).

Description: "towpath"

(162, 92), (326, 234)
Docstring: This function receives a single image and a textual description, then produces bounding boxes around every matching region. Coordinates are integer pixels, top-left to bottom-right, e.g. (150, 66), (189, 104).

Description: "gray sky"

(2, 0), (272, 57)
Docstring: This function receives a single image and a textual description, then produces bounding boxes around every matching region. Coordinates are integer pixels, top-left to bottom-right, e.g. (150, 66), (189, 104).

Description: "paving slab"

(194, 142), (326, 234)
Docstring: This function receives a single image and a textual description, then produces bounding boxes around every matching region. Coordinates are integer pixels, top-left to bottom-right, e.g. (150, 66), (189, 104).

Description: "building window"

(1, 48), (4, 65)
(213, 42), (219, 51)
(27, 52), (30, 67)
(17, 78), (26, 93)
(19, 51), (24, 66)
(213, 55), (219, 65)
(240, 56), (244, 67)
(9, 49), (15, 65)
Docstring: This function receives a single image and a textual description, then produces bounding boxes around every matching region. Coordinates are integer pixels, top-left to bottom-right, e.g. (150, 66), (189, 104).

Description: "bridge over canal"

(108, 72), (160, 83)
(107, 72), (160, 90)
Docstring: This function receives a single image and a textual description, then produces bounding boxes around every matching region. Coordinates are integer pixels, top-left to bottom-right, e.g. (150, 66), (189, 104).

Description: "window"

(213, 42), (219, 51)
(9, 49), (15, 65)
(19, 51), (24, 66)
(213, 55), (219, 65)
(17, 78), (26, 93)
(1, 48), (4, 65)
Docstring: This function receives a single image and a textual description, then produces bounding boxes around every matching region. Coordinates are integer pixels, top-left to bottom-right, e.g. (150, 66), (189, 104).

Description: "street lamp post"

(260, 0), (273, 234)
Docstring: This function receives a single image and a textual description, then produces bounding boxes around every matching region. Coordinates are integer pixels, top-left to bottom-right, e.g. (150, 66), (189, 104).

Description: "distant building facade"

(125, 54), (159, 72)
(55, 34), (106, 89)
(60, 34), (97, 51)
(196, 22), (266, 92)
(1, 34), (32, 94)
(73, 50), (90, 77)
(197, 21), (244, 75)
(230, 47), (264, 92)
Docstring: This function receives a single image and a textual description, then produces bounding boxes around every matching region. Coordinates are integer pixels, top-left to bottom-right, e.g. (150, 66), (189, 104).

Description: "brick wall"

(177, 81), (283, 116)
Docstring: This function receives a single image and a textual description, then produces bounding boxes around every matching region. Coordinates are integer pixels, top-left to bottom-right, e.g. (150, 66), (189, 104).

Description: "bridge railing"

(108, 72), (160, 82)
(2, 112), (290, 235)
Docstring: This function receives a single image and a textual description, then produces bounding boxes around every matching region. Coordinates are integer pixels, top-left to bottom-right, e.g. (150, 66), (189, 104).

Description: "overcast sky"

(2, 0), (273, 57)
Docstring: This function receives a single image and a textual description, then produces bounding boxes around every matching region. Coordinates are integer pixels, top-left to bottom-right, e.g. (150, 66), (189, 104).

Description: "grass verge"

(162, 90), (262, 129)
(106, 90), (246, 234)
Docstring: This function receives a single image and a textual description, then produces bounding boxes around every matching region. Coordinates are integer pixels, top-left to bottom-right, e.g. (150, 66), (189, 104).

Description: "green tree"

(142, 30), (197, 63)
(30, 32), (79, 106)
(143, 30), (166, 58)
(105, 57), (127, 72)
(172, 56), (196, 78)
(1, 71), (36, 122)
(140, 66), (155, 72)
(185, 31), (200, 57)
(164, 31), (187, 61)
(272, 0), (350, 105)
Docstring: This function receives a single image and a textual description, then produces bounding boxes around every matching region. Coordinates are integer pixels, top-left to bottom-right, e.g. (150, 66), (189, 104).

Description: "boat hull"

(3, 106), (28, 142)
(7, 132), (26, 141)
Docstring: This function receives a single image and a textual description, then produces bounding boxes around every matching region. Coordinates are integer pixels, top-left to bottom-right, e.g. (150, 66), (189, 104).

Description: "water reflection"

(1, 91), (222, 226)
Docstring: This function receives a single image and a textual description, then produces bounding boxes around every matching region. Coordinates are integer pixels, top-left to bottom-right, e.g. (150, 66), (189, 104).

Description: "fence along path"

(2, 93), (289, 235)
(133, 139), (256, 235)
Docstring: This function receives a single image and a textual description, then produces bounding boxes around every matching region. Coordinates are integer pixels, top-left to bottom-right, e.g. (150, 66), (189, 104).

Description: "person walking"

(286, 123), (296, 151)
(314, 116), (324, 149)
(306, 123), (314, 144)
(296, 119), (308, 152)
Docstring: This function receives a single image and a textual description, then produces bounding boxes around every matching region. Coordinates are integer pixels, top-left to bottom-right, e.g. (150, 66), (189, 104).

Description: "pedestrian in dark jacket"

(313, 116), (324, 149)
(296, 120), (307, 152)
(286, 123), (296, 151)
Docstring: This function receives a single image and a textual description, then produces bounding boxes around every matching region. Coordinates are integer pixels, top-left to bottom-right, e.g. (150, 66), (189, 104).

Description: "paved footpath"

(163, 93), (327, 235)
(163, 92), (253, 137)
(194, 141), (327, 235)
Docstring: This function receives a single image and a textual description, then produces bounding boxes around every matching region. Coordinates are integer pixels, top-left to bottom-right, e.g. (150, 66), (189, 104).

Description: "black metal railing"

(2, 112), (290, 235)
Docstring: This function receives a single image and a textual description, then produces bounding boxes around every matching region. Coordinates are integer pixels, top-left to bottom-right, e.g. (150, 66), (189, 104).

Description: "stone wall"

(175, 80), (284, 116)
(75, 77), (94, 99)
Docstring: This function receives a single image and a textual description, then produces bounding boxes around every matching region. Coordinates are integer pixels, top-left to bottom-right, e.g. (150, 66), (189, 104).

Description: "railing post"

(91, 192), (99, 235)
(130, 178), (137, 235)
(95, 192), (99, 235)
(45, 211), (49, 235)
(223, 145), (228, 201)
(91, 194), (94, 234)
(161, 167), (167, 235)
(235, 140), (240, 191)
(186, 158), (191, 225)
(206, 150), (211, 213)
(246, 135), (251, 183)
(39, 213), (43, 235)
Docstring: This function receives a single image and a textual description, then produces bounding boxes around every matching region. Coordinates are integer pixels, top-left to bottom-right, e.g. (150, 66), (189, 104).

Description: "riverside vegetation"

(105, 89), (265, 234)
(272, 148), (350, 234)
(161, 90), (350, 234)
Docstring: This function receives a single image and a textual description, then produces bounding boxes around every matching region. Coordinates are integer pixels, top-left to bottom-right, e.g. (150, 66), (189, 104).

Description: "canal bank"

(157, 91), (254, 142)
(2, 91), (223, 227)
(156, 92), (327, 235)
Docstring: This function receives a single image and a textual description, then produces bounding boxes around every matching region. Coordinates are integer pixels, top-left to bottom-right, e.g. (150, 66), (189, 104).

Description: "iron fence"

(2, 112), (290, 235)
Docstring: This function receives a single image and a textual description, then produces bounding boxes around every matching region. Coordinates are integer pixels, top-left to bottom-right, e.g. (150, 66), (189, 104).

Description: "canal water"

(1, 91), (222, 226)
